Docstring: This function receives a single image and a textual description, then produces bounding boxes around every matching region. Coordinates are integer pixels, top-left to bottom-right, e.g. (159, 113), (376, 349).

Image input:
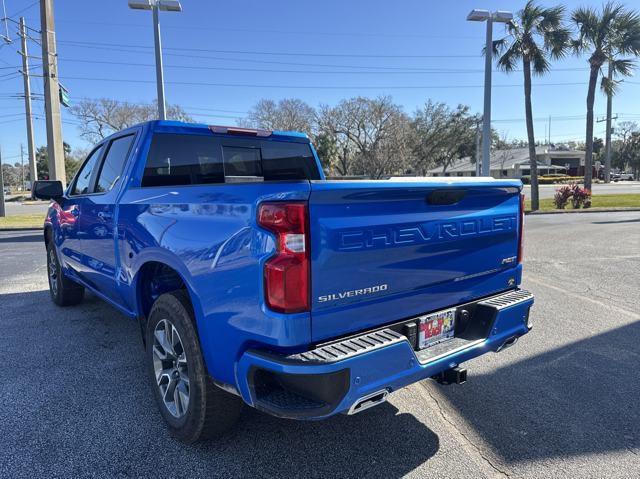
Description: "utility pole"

(40, 0), (66, 187)
(20, 144), (25, 191)
(0, 145), (6, 218)
(597, 115), (617, 182)
(548, 115), (551, 145)
(604, 60), (613, 183)
(18, 16), (37, 188)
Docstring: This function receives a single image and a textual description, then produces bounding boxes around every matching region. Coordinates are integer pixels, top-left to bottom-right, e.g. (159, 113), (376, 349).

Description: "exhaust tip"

(497, 336), (518, 352)
(348, 389), (389, 415)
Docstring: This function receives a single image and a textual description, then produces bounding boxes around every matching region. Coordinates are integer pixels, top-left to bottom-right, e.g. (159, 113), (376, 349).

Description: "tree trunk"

(523, 60), (539, 211)
(584, 64), (599, 192)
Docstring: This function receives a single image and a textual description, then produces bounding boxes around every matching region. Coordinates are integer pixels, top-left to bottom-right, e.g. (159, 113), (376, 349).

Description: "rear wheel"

(46, 242), (84, 306)
(146, 290), (242, 442)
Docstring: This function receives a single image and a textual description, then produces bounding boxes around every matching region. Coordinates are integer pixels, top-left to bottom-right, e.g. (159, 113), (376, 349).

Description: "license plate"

(418, 308), (456, 349)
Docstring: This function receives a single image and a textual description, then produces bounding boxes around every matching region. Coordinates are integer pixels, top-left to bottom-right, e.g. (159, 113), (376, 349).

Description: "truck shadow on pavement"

(1, 289), (439, 478)
(436, 320), (640, 464)
(0, 232), (43, 244)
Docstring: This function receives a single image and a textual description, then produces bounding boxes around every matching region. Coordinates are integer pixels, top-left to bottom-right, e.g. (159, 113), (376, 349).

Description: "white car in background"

(612, 172), (635, 181)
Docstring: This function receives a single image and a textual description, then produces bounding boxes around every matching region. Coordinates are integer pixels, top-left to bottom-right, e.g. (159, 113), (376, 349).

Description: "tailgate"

(309, 179), (523, 342)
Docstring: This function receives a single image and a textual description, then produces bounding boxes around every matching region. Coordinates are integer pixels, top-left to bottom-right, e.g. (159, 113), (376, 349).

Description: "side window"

(261, 142), (320, 180)
(71, 145), (104, 196)
(95, 135), (135, 193)
(222, 146), (262, 179)
(142, 134), (223, 187)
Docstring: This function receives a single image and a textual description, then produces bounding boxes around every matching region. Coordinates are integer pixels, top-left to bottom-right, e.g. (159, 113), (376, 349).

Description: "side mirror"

(32, 180), (64, 201)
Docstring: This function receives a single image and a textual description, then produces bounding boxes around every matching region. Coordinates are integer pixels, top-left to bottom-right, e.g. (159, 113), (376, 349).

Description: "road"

(0, 212), (639, 478)
(2, 181), (639, 216)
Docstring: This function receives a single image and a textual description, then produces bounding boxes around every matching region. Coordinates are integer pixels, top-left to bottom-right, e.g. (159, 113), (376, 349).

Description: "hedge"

(520, 175), (584, 185)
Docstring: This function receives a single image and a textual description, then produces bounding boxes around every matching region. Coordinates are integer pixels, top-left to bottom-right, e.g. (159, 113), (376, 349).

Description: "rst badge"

(318, 284), (388, 303)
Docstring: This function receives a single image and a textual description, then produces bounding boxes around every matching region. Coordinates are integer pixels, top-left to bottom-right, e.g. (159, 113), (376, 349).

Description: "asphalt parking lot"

(1, 211), (639, 478)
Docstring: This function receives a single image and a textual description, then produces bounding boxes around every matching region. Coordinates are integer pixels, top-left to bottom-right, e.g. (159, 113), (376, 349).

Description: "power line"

(6, 0), (38, 20)
(57, 75), (599, 90)
(68, 95), (249, 114)
(54, 41), (474, 71)
(57, 39), (481, 59)
(54, 19), (479, 40)
(56, 56), (592, 76)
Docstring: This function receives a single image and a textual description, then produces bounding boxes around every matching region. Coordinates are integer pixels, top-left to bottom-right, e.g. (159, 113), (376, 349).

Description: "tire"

(146, 290), (242, 442)
(46, 242), (84, 306)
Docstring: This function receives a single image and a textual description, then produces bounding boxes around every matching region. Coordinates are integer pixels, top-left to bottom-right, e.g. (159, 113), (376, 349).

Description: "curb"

(526, 207), (640, 215)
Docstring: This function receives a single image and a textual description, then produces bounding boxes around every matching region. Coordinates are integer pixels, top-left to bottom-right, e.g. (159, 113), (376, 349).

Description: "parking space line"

(526, 275), (639, 319)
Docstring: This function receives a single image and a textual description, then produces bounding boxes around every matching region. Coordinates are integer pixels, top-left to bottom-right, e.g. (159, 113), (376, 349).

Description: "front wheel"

(46, 242), (84, 306)
(146, 290), (242, 442)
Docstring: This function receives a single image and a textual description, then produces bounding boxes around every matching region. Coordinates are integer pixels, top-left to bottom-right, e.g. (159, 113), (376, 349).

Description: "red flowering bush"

(570, 184), (592, 209)
(553, 185), (572, 209)
(553, 183), (592, 209)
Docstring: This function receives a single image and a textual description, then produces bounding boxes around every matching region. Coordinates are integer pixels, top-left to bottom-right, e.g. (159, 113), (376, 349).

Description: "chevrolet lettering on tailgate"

(338, 216), (517, 251)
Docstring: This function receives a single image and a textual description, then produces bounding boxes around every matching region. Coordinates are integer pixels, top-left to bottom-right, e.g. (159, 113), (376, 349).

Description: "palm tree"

(572, 2), (640, 191)
(492, 1), (571, 211)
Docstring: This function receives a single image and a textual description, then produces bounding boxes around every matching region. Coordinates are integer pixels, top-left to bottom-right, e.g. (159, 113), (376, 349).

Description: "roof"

(141, 120), (310, 141)
(428, 146), (584, 174)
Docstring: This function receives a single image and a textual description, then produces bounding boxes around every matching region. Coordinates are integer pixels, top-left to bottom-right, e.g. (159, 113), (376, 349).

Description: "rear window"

(141, 133), (320, 187)
(142, 134), (224, 187)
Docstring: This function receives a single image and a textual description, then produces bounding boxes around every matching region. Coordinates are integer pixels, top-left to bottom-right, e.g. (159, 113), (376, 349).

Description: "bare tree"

(317, 96), (412, 178)
(71, 98), (192, 143)
(317, 102), (359, 176)
(412, 101), (478, 175)
(613, 121), (640, 174)
(492, 132), (516, 178)
(245, 98), (316, 137)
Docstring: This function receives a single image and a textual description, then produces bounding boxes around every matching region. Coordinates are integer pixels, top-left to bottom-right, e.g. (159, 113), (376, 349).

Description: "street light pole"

(129, 0), (183, 121)
(467, 9), (513, 177)
(482, 16), (493, 178)
(152, 3), (166, 120)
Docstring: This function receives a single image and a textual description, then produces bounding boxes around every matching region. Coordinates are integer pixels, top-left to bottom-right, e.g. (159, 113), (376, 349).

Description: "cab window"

(70, 145), (104, 196)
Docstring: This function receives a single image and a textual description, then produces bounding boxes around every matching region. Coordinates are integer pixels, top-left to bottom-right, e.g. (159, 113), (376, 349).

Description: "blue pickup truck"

(33, 120), (533, 442)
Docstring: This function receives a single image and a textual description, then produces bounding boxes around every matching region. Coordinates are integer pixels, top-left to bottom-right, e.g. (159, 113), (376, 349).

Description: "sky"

(1, 0), (640, 165)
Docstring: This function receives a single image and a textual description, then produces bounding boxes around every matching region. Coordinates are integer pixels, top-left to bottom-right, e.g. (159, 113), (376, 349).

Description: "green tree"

(619, 132), (640, 178)
(36, 142), (82, 183)
(313, 132), (338, 175)
(572, 2), (640, 191)
(492, 1), (571, 211)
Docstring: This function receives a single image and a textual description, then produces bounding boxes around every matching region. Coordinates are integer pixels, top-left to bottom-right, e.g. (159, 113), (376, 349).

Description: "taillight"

(517, 193), (525, 264)
(258, 202), (310, 313)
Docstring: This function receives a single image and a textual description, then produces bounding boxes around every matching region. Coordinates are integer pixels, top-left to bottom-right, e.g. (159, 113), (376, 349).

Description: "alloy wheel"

(48, 248), (58, 296)
(152, 319), (190, 418)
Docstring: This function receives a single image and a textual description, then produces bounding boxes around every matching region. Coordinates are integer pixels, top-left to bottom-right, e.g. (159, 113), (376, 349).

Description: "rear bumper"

(235, 289), (534, 419)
